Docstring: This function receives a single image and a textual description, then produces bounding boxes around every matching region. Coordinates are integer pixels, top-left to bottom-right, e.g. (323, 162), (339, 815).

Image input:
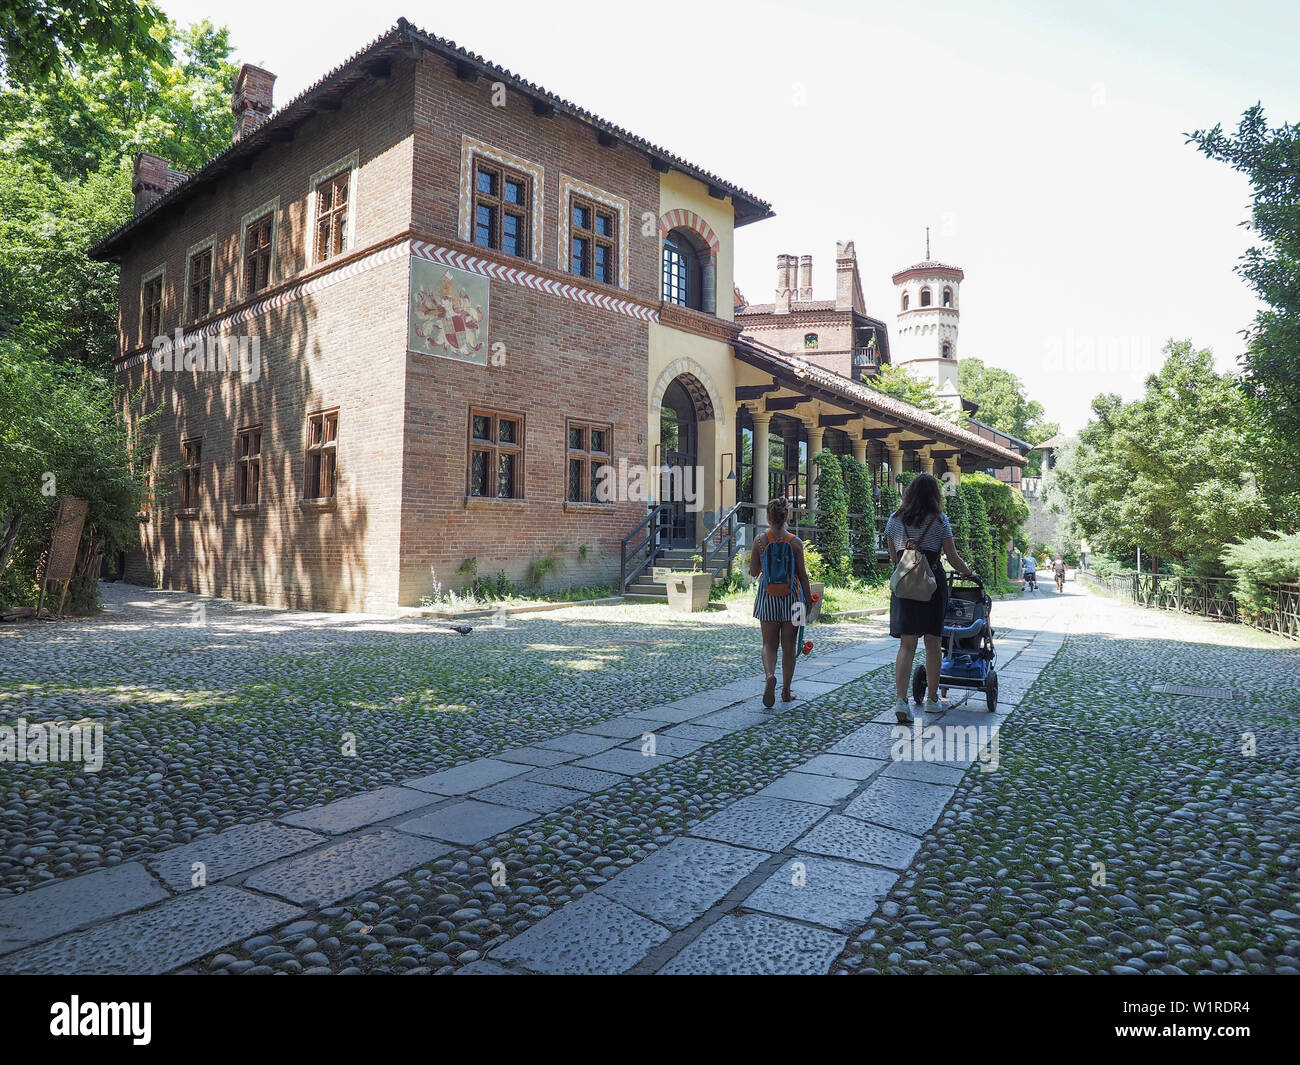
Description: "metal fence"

(1076, 570), (1300, 642)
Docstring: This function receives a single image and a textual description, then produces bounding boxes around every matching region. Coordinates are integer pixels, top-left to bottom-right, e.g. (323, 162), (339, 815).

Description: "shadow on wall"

(126, 272), (375, 612)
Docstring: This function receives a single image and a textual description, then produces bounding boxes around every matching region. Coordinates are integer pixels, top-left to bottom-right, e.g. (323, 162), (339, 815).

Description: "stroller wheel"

(912, 664), (926, 705)
(986, 670), (998, 713)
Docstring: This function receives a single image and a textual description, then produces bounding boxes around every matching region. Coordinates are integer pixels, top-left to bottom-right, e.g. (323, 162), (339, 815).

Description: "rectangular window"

(566, 420), (612, 503)
(314, 171), (350, 264)
(188, 247), (212, 320)
(236, 426), (262, 506)
(570, 197), (617, 285)
(243, 214), (273, 295)
(305, 410), (338, 499)
(472, 160), (530, 258)
(468, 409), (524, 499)
(179, 438), (202, 510)
(142, 274), (163, 340)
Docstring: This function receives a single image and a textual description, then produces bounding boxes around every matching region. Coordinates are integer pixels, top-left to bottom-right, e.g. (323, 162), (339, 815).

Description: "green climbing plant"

(812, 451), (850, 585)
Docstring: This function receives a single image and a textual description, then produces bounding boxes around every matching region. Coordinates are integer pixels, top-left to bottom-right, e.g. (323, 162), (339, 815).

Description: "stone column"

(946, 456), (961, 486)
(887, 440), (904, 480)
(806, 423), (825, 516)
(919, 447), (935, 476)
(751, 409), (771, 512)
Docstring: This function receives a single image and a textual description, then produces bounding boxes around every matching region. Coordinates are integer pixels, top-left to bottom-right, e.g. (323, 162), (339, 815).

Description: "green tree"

(863, 363), (963, 423)
(1051, 340), (1285, 574)
(1188, 106), (1300, 456)
(960, 481), (994, 582)
(0, 0), (169, 86)
(811, 450), (850, 584)
(839, 452), (873, 576)
(0, 21), (238, 371)
(958, 357), (1060, 474)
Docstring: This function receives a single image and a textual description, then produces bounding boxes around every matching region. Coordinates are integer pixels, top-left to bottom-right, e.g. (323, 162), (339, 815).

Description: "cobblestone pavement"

(1, 581), (1296, 974)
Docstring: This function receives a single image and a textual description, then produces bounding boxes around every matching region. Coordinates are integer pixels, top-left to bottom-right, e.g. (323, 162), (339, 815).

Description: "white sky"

(160, 0), (1296, 434)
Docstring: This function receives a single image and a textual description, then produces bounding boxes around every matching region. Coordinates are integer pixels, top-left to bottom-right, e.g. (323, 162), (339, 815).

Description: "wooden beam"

(532, 98), (555, 117)
(818, 414), (858, 427)
(765, 396), (809, 412)
(650, 156), (671, 174)
(454, 58), (477, 82)
(707, 184), (726, 200)
(597, 130), (619, 148)
(735, 382), (779, 401)
(858, 428), (898, 440)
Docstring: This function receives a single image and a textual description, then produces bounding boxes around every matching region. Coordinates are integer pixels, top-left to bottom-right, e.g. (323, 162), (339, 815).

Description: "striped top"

(884, 510), (953, 553)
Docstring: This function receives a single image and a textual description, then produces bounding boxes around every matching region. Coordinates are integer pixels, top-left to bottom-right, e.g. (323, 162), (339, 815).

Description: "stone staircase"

(623, 548), (728, 603)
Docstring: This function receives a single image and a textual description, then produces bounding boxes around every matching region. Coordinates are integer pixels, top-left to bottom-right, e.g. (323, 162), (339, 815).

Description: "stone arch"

(651, 359), (722, 424)
(658, 209), (720, 256)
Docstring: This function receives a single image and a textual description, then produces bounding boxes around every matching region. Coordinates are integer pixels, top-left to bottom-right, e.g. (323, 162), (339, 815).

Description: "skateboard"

(796, 592), (820, 658)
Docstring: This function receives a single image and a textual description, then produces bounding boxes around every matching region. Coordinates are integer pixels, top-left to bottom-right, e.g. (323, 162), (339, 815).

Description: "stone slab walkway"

(0, 586), (1066, 975)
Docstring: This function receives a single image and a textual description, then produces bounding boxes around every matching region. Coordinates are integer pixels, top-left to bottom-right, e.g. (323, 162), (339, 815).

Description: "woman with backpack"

(884, 473), (978, 724)
(750, 496), (814, 708)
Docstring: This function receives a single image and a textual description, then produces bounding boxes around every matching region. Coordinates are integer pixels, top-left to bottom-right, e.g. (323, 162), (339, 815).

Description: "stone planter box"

(808, 581), (825, 623)
(666, 572), (712, 613)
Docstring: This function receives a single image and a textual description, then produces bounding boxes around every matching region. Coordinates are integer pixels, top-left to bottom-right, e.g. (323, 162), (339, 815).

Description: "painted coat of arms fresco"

(408, 258), (489, 364)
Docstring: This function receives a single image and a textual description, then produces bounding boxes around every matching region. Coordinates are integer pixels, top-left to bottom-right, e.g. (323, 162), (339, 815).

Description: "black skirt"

(890, 550), (947, 638)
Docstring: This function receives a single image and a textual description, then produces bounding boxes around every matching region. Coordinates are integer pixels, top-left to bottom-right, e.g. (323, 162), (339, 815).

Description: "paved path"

(2, 581), (1295, 974)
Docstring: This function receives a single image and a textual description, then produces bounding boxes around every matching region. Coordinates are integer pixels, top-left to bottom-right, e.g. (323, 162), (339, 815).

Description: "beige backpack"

(889, 515), (939, 601)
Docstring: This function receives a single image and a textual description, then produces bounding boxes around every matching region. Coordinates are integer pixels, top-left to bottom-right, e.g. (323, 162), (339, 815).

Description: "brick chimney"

(132, 153), (171, 216)
(798, 254), (813, 300)
(835, 240), (866, 313)
(232, 64), (276, 142)
(775, 253), (793, 314)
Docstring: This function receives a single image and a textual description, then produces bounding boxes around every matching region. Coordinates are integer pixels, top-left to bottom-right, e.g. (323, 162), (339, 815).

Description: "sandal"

(782, 689), (796, 702)
(762, 676), (776, 708)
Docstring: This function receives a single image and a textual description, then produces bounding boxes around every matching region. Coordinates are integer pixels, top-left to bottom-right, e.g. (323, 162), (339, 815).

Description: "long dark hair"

(898, 472), (942, 526)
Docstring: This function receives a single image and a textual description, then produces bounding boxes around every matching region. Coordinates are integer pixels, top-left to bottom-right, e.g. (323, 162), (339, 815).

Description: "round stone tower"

(891, 258), (964, 409)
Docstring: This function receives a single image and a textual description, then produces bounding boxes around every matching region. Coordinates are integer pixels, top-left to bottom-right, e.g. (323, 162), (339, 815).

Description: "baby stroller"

(912, 574), (998, 712)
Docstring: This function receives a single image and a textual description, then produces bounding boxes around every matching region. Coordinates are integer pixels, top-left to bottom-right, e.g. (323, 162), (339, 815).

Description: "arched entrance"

(660, 378), (699, 546)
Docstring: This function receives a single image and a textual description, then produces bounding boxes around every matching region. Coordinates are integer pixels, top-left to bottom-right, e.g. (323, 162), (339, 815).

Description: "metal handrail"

(619, 503), (672, 592)
(701, 502), (758, 579)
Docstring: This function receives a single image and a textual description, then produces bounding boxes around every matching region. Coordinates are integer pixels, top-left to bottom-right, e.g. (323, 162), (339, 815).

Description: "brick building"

(91, 19), (1024, 612)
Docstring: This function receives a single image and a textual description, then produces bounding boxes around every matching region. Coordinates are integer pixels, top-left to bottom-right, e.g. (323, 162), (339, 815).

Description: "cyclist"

(1021, 553), (1037, 592)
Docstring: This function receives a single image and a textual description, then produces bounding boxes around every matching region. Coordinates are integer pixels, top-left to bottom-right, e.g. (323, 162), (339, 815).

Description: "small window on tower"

(804, 333), (818, 349)
(943, 287), (953, 307)
(942, 342), (953, 359)
(920, 287), (932, 307)
(901, 292), (909, 311)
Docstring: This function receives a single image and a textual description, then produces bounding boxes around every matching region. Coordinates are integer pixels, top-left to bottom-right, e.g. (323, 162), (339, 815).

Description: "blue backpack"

(762, 533), (796, 597)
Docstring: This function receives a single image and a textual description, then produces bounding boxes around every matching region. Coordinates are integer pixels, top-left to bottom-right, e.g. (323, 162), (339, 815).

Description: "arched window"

(920, 287), (932, 307)
(901, 291), (910, 311)
(662, 227), (711, 311)
(941, 341), (953, 359)
(804, 332), (818, 350)
(942, 287), (953, 308)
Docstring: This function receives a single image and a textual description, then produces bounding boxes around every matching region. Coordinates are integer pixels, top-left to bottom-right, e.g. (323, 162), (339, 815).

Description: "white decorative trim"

(116, 238), (660, 376)
(306, 150), (359, 267)
(458, 136), (544, 264)
(650, 358), (725, 426)
(139, 261), (166, 346)
(556, 174), (629, 290)
(411, 240), (657, 324)
(182, 234), (217, 322)
(238, 196), (280, 299)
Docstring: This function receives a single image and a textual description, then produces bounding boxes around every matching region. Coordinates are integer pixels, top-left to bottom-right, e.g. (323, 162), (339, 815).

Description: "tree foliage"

(811, 450), (850, 584)
(958, 356), (1060, 474)
(839, 452), (874, 576)
(1188, 105), (1300, 453)
(1051, 340), (1288, 574)
(863, 363), (963, 423)
(1221, 532), (1300, 623)
(0, 0), (169, 87)
(0, 20), (238, 371)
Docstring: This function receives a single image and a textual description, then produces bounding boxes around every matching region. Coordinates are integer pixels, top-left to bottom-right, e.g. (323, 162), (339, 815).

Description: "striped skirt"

(753, 576), (804, 623)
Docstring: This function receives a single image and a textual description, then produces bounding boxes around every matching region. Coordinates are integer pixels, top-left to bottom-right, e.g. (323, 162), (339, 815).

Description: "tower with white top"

(892, 230), (964, 410)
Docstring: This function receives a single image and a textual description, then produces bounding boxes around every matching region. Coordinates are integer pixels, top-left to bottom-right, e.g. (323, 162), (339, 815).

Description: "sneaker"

(923, 699), (942, 716)
(894, 698), (913, 724)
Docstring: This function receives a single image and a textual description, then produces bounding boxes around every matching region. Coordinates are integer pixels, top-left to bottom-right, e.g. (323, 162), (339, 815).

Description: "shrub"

(960, 481), (995, 582)
(812, 451), (850, 584)
(1222, 533), (1300, 622)
(840, 453), (874, 577)
(944, 481), (970, 561)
